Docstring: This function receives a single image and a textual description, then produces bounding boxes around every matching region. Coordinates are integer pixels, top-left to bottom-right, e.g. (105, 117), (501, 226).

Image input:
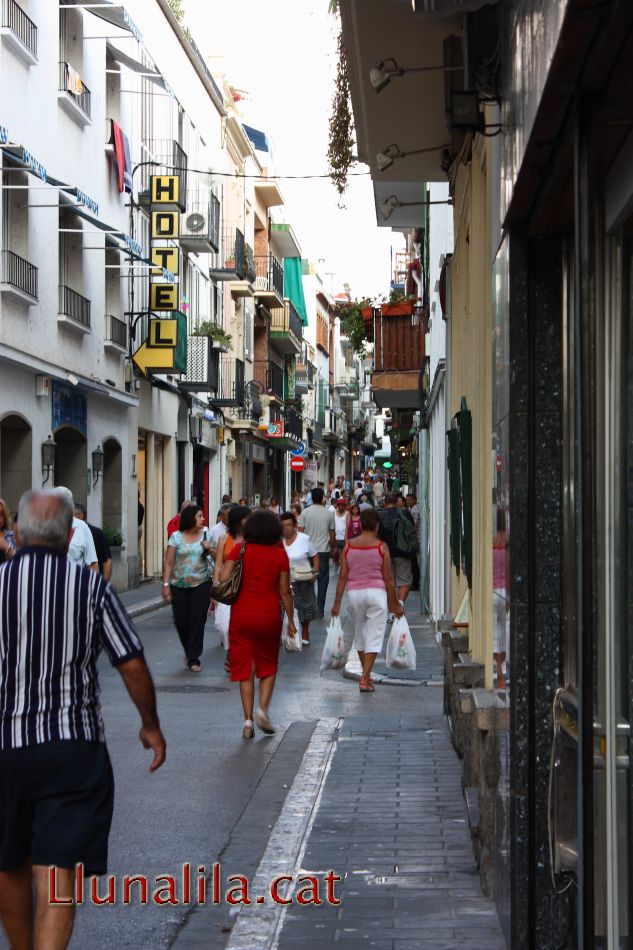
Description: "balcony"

(210, 227), (246, 281)
(270, 300), (302, 355)
(179, 337), (219, 392)
(1, 0), (37, 64)
(316, 314), (329, 354)
(295, 358), (315, 396)
(230, 242), (256, 299)
(345, 400), (366, 433)
(138, 140), (188, 209)
(104, 314), (127, 354)
(58, 62), (91, 125)
(284, 407), (303, 441)
(1, 249), (37, 304)
(180, 193), (220, 253)
(254, 359), (284, 402)
(209, 357), (245, 407)
(58, 285), (91, 334)
(323, 408), (347, 443)
(253, 253), (284, 305)
(372, 311), (425, 410)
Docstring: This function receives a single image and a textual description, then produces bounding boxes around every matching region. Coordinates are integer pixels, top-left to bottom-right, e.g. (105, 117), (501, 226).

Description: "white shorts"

(347, 588), (388, 654)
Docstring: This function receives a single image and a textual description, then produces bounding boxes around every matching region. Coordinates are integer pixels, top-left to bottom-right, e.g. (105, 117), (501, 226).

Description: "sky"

(183, 0), (404, 300)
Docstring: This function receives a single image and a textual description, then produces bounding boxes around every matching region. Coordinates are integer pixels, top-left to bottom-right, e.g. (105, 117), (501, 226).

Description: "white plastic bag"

(283, 609), (302, 652)
(214, 602), (231, 650)
(386, 616), (416, 670)
(320, 616), (347, 671)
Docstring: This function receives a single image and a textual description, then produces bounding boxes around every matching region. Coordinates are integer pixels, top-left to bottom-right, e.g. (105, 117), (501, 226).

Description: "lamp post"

(41, 434), (56, 486)
(92, 445), (104, 485)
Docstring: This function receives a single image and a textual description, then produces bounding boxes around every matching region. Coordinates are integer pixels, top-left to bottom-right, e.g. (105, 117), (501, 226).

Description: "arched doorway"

(102, 438), (122, 534)
(0, 414), (32, 514)
(54, 426), (87, 505)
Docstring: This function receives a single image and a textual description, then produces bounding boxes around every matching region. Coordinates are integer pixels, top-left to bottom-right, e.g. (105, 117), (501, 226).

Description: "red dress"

(226, 542), (290, 681)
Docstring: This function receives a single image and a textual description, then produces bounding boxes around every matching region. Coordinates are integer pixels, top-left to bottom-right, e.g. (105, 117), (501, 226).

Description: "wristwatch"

(162, 582), (169, 588)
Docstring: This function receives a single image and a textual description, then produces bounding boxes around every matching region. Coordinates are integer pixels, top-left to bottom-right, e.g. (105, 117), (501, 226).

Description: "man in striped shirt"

(0, 490), (166, 950)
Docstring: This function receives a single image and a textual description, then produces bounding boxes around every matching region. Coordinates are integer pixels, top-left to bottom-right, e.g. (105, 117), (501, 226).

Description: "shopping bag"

(283, 608), (302, 652)
(214, 602), (231, 650)
(320, 616), (347, 671)
(385, 616), (416, 670)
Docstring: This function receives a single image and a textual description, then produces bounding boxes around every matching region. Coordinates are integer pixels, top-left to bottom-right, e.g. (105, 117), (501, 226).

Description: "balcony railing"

(1, 249), (37, 299)
(254, 254), (284, 299)
(2, 0), (37, 58)
(373, 312), (425, 372)
(59, 285), (91, 328)
(210, 357), (245, 407)
(210, 227), (246, 280)
(254, 359), (284, 401)
(284, 407), (303, 440)
(139, 139), (188, 207)
(58, 62), (91, 119)
(106, 314), (127, 349)
(270, 300), (302, 354)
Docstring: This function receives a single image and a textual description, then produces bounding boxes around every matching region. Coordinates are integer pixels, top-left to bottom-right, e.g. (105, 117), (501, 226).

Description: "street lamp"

(92, 445), (105, 486)
(376, 142), (450, 172)
(41, 434), (56, 486)
(380, 194), (453, 222)
(369, 57), (462, 93)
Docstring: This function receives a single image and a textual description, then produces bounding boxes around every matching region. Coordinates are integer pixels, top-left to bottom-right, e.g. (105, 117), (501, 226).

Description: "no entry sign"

(290, 457), (306, 472)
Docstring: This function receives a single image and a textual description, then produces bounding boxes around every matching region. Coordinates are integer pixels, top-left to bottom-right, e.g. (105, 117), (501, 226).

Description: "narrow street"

(3, 576), (503, 950)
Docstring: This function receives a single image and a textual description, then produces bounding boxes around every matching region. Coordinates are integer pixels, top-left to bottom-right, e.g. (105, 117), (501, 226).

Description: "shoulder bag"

(210, 541), (246, 605)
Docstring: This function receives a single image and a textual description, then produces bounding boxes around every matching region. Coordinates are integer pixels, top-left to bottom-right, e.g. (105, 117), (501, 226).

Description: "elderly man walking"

(0, 490), (166, 950)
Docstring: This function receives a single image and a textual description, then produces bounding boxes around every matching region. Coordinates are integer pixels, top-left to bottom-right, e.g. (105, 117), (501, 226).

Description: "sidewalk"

(118, 581), (165, 619)
(224, 617), (506, 950)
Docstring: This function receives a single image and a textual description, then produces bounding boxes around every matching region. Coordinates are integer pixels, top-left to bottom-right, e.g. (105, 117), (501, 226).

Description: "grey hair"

(18, 490), (73, 547)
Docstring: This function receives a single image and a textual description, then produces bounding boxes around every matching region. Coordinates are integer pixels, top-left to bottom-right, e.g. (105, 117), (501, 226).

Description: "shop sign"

(303, 460), (318, 491)
(267, 422), (283, 438)
(75, 189), (98, 216)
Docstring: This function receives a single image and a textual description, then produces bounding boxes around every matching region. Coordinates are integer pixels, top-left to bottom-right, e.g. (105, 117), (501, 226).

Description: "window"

(244, 302), (254, 361)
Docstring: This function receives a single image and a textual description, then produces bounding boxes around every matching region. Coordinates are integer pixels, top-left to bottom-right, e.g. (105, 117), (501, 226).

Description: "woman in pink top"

(331, 508), (403, 692)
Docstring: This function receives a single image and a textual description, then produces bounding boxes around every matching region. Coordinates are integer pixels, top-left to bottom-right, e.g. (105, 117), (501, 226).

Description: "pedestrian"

(73, 503), (112, 582)
(334, 498), (349, 558)
(166, 499), (195, 539)
(291, 502), (302, 519)
(0, 499), (15, 565)
(54, 487), (98, 570)
(238, 497), (248, 507)
(210, 503), (232, 557)
(406, 493), (421, 592)
(281, 511), (319, 645)
(493, 508), (508, 688)
(347, 502), (363, 539)
(0, 490), (165, 950)
(269, 496), (283, 515)
(395, 494), (406, 509)
(218, 510), (296, 738)
(222, 494), (232, 505)
(358, 494), (373, 512)
(331, 508), (403, 691)
(298, 487), (336, 617)
(162, 504), (212, 672)
(377, 492), (418, 605)
(212, 505), (251, 673)
(373, 476), (384, 507)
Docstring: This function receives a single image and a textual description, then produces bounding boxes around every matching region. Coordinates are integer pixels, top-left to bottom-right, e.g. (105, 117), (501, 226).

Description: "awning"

(105, 41), (166, 88)
(62, 1), (143, 43)
(243, 124), (269, 153)
(283, 257), (308, 326)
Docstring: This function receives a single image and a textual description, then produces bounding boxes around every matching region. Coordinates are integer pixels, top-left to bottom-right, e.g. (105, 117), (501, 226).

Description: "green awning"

(283, 257), (308, 326)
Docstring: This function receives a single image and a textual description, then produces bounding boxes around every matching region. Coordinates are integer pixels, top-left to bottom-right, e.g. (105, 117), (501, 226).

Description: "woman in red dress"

(220, 510), (296, 738)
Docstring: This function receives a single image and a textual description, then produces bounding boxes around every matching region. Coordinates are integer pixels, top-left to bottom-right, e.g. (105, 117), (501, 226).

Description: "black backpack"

(393, 510), (418, 557)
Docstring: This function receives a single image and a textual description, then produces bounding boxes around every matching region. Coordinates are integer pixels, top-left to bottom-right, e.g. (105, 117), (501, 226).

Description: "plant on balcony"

(336, 298), (373, 355)
(381, 288), (414, 317)
(327, 25), (355, 204)
(191, 321), (233, 348)
(104, 527), (124, 548)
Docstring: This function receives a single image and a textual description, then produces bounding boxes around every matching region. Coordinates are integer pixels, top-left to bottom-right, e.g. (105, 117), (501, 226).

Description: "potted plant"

(336, 298), (374, 351)
(191, 321), (233, 349)
(104, 527), (124, 549)
(380, 289), (415, 317)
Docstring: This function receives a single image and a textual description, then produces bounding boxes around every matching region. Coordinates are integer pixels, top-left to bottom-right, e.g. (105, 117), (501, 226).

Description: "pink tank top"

(346, 543), (386, 590)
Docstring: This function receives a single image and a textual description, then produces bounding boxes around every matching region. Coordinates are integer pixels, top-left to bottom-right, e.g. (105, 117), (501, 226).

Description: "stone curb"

(127, 598), (166, 620)
(342, 648), (426, 687)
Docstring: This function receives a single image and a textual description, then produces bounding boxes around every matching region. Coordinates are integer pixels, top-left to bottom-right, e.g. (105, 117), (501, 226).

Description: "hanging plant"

(337, 299), (373, 354)
(327, 27), (355, 204)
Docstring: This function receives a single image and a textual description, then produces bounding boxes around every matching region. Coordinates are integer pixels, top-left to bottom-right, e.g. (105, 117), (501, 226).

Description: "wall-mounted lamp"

(380, 194), (453, 222)
(92, 445), (104, 486)
(131, 453), (137, 479)
(41, 434), (56, 486)
(370, 57), (462, 93)
(376, 142), (451, 172)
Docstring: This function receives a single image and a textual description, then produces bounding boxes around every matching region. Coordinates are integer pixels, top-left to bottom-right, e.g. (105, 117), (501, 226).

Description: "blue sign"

(52, 381), (87, 436)
(290, 441), (306, 457)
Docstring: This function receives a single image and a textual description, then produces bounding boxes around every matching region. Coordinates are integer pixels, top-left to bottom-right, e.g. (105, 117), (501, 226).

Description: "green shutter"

(447, 422), (461, 575)
(174, 311), (187, 374)
(457, 397), (472, 587)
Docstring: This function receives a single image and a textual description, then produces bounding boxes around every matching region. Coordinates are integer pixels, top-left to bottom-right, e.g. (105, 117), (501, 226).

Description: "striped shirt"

(0, 546), (144, 750)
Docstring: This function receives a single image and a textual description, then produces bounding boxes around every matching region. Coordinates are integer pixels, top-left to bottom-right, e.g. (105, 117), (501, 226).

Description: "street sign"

(149, 319), (178, 348)
(290, 457), (306, 472)
(132, 339), (175, 376)
(290, 440), (306, 457)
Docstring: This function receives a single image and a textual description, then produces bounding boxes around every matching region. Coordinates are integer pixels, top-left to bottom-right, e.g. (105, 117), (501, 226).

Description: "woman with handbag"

(162, 505), (212, 673)
(280, 511), (319, 645)
(218, 510), (295, 738)
(213, 506), (251, 673)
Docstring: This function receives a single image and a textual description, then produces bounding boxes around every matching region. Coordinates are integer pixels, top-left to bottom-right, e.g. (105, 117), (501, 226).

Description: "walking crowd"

(0, 472), (419, 949)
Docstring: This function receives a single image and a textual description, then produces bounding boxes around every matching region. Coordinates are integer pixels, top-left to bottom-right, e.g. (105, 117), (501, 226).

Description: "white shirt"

(67, 517), (98, 567)
(334, 512), (348, 540)
(209, 521), (227, 554)
(283, 531), (317, 581)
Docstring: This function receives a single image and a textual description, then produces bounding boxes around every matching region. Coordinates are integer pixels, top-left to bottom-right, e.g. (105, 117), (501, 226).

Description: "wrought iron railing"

(254, 359), (284, 401)
(254, 254), (284, 298)
(286, 300), (303, 341)
(59, 285), (91, 328)
(210, 194), (220, 252)
(2, 0), (37, 57)
(106, 314), (127, 348)
(58, 62), (91, 118)
(284, 408), (303, 440)
(1, 249), (37, 298)
(139, 139), (188, 203)
(210, 357), (245, 407)
(212, 227), (246, 278)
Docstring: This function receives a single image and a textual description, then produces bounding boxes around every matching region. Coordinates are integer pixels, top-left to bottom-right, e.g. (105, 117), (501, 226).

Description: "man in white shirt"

(298, 487), (336, 617)
(55, 487), (97, 570)
(209, 504), (232, 556)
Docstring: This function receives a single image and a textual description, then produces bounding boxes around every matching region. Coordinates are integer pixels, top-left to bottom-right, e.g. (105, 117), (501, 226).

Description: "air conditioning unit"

(186, 212), (206, 233)
(226, 437), (237, 462)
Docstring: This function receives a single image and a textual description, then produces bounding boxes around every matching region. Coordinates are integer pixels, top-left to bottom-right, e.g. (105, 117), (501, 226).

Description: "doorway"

(53, 426), (87, 505)
(102, 438), (122, 534)
(0, 414), (32, 514)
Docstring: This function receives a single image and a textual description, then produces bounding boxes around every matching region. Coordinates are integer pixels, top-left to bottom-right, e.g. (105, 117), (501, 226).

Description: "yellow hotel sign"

(149, 319), (178, 348)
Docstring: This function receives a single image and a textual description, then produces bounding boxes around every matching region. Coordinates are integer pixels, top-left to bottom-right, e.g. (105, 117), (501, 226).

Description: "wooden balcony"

(372, 311), (425, 410)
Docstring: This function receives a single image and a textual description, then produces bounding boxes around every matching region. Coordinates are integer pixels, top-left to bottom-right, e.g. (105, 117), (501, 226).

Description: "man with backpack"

(378, 493), (418, 604)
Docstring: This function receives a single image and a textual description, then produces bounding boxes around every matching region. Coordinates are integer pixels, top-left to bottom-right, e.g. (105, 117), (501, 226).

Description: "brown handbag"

(210, 541), (246, 605)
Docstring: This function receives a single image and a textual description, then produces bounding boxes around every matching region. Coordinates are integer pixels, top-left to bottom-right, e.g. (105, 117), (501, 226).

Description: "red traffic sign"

(290, 457), (306, 472)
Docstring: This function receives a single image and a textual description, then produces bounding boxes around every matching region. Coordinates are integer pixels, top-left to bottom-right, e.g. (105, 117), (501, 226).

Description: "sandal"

(359, 679), (375, 692)
(188, 660), (202, 673)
